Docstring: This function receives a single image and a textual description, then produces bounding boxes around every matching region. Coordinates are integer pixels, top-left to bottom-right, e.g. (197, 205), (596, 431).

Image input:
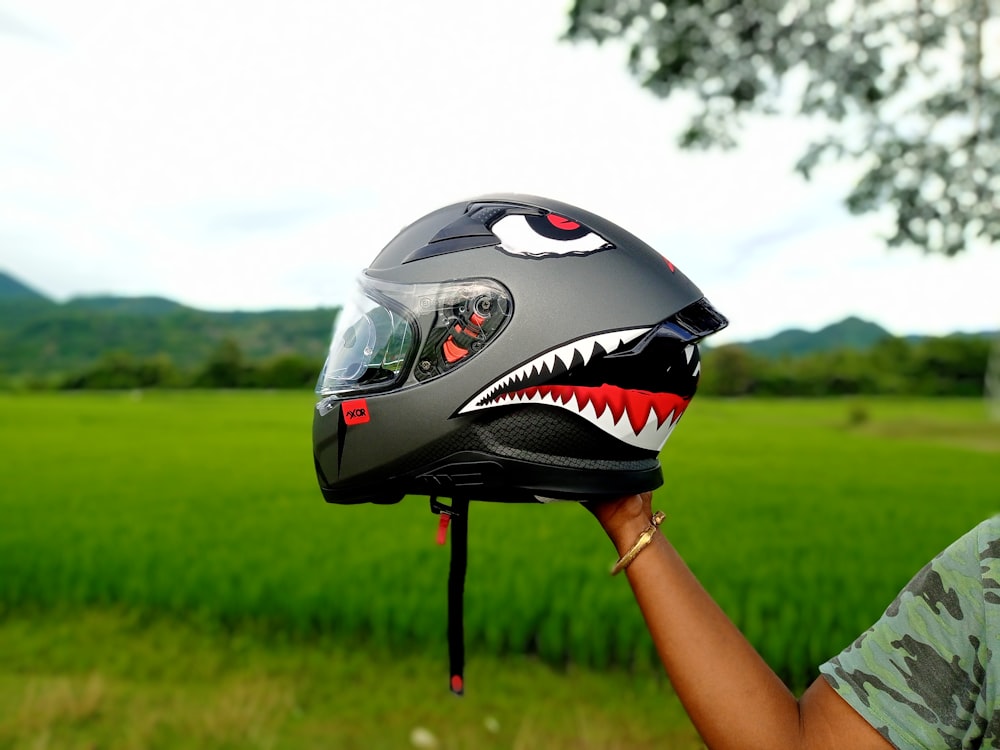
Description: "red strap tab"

(436, 513), (451, 545)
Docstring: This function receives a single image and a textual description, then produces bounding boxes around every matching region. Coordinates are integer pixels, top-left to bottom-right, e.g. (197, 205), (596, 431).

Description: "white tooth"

(539, 351), (558, 374)
(693, 362), (701, 377)
(557, 342), (575, 363)
(577, 341), (595, 367)
(480, 377), (504, 400)
(590, 327), (650, 357)
(621, 328), (649, 347)
(684, 344), (695, 363)
(595, 405), (624, 435)
(559, 342), (593, 367)
(552, 341), (577, 370)
(592, 331), (626, 356)
(662, 418), (680, 441)
(640, 413), (675, 451)
(635, 410), (662, 445)
(591, 407), (611, 433)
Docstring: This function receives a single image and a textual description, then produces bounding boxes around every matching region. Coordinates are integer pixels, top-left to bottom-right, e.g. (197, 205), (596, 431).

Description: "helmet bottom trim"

(316, 450), (663, 505)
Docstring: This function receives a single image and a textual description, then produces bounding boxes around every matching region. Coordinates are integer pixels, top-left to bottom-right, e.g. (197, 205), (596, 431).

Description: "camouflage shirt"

(820, 516), (1000, 749)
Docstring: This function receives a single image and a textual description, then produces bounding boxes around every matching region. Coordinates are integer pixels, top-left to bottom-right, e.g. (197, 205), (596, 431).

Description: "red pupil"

(547, 214), (580, 231)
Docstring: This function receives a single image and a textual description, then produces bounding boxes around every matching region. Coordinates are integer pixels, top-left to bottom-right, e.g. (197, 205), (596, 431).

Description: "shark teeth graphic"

(459, 329), (698, 452)
(461, 328), (649, 410)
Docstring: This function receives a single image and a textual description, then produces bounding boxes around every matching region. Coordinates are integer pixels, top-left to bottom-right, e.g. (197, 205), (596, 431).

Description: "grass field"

(0, 609), (704, 750)
(1, 391), (998, 747)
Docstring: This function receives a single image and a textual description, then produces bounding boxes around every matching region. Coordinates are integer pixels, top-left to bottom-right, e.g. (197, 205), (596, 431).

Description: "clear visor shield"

(316, 276), (512, 396)
(316, 287), (412, 394)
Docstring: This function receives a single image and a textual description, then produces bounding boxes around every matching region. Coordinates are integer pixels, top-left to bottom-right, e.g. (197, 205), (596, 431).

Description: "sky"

(1, 0), (998, 345)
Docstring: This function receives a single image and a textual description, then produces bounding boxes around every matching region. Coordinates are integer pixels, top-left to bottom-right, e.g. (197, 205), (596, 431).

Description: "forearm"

(609, 520), (803, 750)
(593, 494), (890, 749)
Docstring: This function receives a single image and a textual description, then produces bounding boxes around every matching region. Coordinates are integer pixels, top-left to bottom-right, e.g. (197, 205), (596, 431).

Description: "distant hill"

(0, 270), (337, 379)
(64, 295), (186, 316)
(737, 317), (894, 358)
(0, 271), (53, 303)
(0, 269), (994, 384)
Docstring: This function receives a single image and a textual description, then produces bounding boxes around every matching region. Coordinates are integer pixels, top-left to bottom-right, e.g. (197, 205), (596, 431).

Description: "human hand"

(584, 491), (656, 553)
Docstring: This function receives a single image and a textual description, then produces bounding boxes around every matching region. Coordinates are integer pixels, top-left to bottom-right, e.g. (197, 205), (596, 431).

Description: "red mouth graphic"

(495, 384), (690, 436)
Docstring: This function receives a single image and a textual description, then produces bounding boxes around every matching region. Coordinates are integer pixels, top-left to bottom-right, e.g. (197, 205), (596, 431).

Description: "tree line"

(699, 334), (992, 397)
(56, 338), (322, 391)
(6, 332), (992, 397)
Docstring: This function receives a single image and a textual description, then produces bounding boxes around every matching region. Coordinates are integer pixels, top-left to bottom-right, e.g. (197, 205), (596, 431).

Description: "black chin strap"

(430, 495), (470, 696)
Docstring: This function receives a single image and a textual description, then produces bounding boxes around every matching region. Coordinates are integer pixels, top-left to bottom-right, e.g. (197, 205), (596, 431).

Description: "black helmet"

(313, 193), (727, 505)
(312, 194), (727, 695)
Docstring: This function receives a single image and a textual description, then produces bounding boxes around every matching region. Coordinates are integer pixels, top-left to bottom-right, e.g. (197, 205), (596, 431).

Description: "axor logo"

(342, 398), (371, 425)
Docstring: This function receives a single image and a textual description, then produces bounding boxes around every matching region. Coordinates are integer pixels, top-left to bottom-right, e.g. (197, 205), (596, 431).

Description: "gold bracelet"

(610, 511), (666, 576)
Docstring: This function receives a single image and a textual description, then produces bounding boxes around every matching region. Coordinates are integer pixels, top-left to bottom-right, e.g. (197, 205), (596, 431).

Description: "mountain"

(0, 270), (337, 379)
(0, 272), (58, 331)
(737, 317), (894, 358)
(0, 271), (51, 302)
(64, 295), (186, 316)
(0, 270), (993, 382)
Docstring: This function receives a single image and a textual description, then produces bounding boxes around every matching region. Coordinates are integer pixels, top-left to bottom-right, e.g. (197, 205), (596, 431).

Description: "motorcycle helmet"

(312, 194), (728, 694)
(314, 193), (727, 505)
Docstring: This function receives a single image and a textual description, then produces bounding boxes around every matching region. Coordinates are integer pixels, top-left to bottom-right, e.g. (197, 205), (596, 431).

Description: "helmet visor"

(316, 285), (414, 395)
(316, 276), (513, 396)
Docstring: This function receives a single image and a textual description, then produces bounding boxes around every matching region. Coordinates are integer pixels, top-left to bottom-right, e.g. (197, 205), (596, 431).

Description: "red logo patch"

(342, 399), (370, 425)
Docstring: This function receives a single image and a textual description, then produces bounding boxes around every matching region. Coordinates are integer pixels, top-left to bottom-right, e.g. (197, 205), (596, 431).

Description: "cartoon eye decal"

(491, 213), (613, 258)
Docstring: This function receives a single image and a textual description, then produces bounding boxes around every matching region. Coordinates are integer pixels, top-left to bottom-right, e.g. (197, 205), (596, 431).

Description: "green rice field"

(1, 392), (998, 746)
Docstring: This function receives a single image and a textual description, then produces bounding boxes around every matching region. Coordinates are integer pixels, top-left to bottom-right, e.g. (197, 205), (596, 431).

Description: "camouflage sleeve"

(819, 516), (1000, 750)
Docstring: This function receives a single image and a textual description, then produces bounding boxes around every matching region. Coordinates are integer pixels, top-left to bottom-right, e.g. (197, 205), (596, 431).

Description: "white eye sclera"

(491, 214), (611, 258)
